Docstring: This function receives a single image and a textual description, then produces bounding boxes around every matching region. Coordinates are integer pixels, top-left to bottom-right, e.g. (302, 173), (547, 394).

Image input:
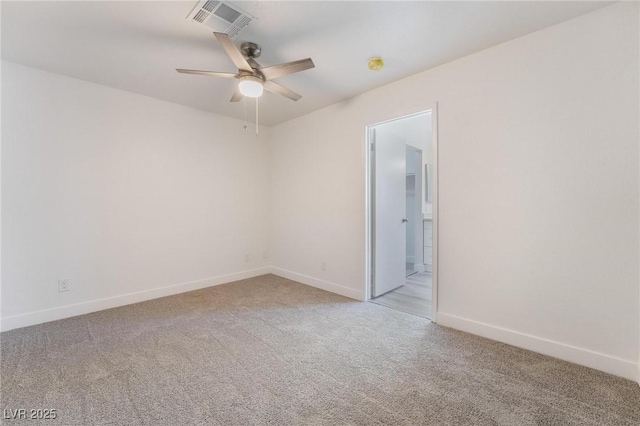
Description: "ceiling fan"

(177, 32), (315, 102)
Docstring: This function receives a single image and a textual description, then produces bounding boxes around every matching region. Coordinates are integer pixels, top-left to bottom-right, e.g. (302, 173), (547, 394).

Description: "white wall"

(637, 0), (640, 387)
(1, 62), (270, 330)
(269, 3), (639, 381)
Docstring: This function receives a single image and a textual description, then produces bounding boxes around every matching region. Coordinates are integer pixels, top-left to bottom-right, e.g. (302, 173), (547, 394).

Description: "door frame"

(364, 104), (439, 322)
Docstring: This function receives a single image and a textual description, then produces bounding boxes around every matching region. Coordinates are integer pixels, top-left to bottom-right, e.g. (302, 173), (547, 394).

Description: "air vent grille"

(227, 15), (252, 39)
(186, 1), (255, 40)
(236, 15), (251, 28)
(193, 9), (209, 23)
(213, 3), (241, 23)
(202, 0), (219, 12)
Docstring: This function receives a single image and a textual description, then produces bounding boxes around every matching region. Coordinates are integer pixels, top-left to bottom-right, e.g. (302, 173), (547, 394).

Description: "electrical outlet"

(58, 279), (70, 292)
(244, 254), (251, 263)
(321, 262), (326, 271)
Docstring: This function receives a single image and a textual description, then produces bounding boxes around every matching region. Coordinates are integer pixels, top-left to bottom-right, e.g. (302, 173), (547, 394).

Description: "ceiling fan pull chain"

(243, 96), (248, 131)
(256, 97), (259, 136)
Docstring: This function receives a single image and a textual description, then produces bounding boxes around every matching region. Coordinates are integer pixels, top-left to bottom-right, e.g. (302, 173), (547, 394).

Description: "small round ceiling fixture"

(238, 75), (264, 98)
(368, 57), (384, 71)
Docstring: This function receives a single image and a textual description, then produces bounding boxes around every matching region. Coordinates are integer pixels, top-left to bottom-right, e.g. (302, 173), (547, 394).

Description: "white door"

(372, 128), (406, 297)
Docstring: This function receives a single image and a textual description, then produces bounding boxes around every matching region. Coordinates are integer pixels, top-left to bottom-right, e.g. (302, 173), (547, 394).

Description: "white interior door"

(373, 128), (406, 297)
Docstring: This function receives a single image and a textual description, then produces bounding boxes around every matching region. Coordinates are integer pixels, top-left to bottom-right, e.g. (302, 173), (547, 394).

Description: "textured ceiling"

(1, 1), (611, 126)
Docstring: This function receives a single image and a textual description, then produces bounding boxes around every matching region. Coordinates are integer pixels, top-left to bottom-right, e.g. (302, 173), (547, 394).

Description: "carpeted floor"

(2, 274), (639, 425)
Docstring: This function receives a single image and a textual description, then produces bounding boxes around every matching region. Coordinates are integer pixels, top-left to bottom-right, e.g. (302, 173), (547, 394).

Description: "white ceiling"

(1, 1), (611, 126)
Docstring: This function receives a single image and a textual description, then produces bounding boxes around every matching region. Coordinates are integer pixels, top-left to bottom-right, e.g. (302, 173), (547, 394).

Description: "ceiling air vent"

(186, 1), (256, 40)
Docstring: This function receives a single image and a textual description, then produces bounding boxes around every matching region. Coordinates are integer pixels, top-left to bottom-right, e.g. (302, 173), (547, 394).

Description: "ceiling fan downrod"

(240, 42), (261, 59)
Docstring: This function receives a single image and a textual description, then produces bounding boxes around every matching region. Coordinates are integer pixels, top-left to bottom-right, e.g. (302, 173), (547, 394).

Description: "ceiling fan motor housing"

(241, 42), (261, 59)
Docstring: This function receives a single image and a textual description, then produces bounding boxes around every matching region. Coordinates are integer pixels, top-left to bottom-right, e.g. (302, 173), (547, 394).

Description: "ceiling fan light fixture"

(238, 75), (263, 98)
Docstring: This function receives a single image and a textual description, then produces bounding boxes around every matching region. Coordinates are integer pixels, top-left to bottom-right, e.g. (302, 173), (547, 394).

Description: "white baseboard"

(438, 312), (639, 383)
(1, 267), (271, 332)
(268, 266), (363, 301)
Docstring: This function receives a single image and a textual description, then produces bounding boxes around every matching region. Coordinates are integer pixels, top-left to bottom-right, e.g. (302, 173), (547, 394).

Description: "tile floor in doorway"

(371, 270), (432, 319)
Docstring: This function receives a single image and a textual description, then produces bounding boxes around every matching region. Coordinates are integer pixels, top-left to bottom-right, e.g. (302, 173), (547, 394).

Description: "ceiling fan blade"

(230, 86), (243, 102)
(176, 69), (237, 78)
(213, 32), (252, 72)
(260, 58), (315, 80)
(263, 80), (302, 101)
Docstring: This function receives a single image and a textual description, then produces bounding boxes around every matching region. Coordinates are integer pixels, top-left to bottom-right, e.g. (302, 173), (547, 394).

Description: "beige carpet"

(1, 274), (639, 425)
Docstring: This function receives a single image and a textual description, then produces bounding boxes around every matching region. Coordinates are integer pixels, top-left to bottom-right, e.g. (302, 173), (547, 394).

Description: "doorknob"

(402, 218), (408, 223)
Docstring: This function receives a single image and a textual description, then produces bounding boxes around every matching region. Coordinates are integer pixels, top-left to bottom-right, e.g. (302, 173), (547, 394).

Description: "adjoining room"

(368, 111), (435, 319)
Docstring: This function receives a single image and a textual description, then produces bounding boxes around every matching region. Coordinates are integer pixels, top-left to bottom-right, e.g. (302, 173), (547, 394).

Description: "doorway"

(365, 110), (437, 320)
